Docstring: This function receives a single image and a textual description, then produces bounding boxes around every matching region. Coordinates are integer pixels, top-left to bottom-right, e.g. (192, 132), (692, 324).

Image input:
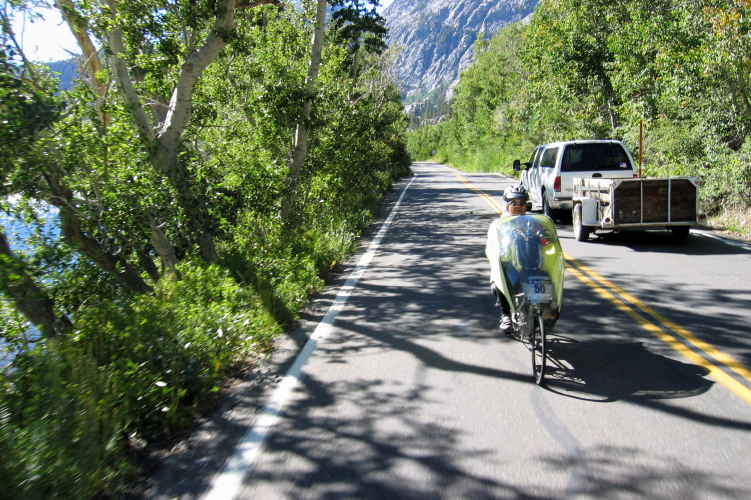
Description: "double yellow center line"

(454, 170), (751, 405)
(566, 256), (751, 404)
(454, 171), (505, 213)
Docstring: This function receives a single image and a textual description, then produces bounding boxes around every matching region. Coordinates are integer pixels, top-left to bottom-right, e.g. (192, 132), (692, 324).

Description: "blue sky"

(13, 8), (78, 62)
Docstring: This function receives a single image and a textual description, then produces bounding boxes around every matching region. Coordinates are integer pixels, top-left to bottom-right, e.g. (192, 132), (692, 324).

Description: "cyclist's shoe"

(500, 314), (512, 334)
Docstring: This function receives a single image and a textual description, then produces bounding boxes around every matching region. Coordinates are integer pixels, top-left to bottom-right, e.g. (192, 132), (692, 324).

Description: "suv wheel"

(542, 193), (557, 220)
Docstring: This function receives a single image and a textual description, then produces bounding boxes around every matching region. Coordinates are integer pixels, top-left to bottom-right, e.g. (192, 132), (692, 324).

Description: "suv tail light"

(553, 176), (561, 192)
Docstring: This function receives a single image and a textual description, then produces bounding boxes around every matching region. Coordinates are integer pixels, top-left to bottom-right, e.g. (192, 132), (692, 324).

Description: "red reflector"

(604, 217), (611, 224)
(554, 176), (561, 192)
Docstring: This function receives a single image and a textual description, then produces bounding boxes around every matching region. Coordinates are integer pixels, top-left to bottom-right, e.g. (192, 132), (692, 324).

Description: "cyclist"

(500, 184), (528, 218)
(488, 185), (530, 332)
(486, 185), (565, 383)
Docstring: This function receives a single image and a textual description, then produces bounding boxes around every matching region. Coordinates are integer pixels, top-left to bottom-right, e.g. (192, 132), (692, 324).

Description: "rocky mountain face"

(382, 0), (539, 122)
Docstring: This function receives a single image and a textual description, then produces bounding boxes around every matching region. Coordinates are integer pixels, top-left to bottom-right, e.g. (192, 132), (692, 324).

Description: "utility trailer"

(571, 177), (701, 242)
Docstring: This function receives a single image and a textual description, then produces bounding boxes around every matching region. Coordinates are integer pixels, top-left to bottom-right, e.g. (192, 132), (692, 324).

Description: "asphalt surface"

(145, 162), (751, 500)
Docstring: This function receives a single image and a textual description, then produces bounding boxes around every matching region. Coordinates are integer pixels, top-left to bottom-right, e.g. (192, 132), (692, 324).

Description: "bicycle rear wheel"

(530, 311), (546, 385)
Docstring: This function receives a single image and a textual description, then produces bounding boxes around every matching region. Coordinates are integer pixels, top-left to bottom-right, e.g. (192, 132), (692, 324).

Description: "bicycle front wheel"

(530, 311), (546, 385)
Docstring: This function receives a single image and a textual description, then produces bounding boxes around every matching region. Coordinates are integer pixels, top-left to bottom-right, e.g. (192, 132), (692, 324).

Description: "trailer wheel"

(670, 226), (690, 239)
(573, 204), (591, 242)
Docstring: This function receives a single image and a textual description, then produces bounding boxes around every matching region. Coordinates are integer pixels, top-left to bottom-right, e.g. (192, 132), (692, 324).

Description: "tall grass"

(0, 264), (280, 498)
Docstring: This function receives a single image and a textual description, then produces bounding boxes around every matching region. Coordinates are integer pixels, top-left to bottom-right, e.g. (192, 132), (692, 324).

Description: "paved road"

(153, 162), (751, 499)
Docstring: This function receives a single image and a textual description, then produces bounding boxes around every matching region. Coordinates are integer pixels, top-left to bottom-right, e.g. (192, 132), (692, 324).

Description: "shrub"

(0, 263), (280, 496)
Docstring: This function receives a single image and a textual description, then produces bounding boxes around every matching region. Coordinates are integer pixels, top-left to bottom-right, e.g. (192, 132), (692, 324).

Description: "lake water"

(1, 202), (60, 370)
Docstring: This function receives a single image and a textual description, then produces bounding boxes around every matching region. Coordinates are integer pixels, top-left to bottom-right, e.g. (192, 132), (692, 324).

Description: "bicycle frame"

(511, 296), (545, 339)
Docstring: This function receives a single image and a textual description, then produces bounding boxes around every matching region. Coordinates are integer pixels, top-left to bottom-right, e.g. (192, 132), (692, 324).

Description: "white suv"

(514, 140), (637, 219)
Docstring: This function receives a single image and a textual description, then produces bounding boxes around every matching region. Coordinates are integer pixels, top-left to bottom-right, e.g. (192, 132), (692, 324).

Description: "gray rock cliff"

(383, 0), (539, 120)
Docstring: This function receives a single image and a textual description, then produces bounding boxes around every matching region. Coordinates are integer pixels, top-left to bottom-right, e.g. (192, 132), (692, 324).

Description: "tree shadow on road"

(541, 444), (749, 499)
(545, 338), (713, 403)
(144, 174), (751, 499)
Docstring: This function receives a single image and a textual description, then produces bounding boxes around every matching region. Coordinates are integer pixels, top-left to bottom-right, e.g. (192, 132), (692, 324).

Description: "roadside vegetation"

(0, 0), (410, 497)
(407, 0), (751, 236)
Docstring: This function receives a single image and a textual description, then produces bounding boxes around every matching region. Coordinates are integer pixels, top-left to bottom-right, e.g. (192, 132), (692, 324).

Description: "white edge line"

(692, 229), (751, 251)
(201, 176), (417, 500)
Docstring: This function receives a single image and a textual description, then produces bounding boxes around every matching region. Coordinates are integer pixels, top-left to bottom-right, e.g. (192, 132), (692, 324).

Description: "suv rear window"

(561, 143), (633, 172)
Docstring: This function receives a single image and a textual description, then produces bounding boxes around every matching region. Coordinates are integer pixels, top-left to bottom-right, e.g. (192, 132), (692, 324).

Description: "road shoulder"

(136, 176), (414, 499)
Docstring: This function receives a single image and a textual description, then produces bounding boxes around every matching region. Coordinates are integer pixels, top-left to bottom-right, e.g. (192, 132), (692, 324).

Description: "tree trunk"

(0, 230), (70, 339)
(280, 0), (327, 220)
(149, 211), (182, 279)
(101, 0), (241, 263)
(58, 0), (282, 262)
(44, 170), (153, 294)
(138, 248), (161, 283)
(55, 0), (110, 127)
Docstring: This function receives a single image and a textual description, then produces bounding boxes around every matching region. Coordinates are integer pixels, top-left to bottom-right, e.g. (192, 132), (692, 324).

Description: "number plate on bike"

(523, 278), (553, 303)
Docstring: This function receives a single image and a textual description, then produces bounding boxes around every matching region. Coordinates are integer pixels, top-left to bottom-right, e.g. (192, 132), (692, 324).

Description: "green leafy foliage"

(407, 0), (751, 215)
(328, 0), (388, 78)
(0, 0), (411, 496)
(72, 264), (279, 436)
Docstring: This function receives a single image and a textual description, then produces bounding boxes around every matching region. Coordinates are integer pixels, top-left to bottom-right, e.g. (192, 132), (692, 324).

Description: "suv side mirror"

(513, 159), (521, 171)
